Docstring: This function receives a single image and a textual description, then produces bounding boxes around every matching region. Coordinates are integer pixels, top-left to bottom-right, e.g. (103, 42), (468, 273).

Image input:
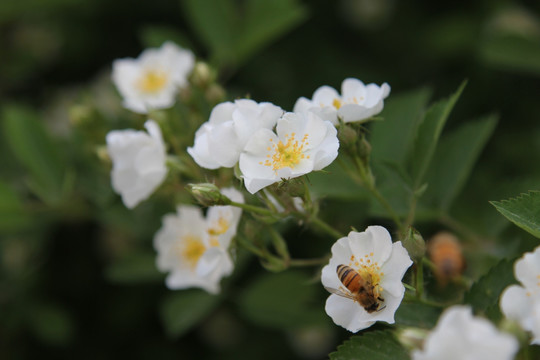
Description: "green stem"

(289, 255), (330, 267)
(416, 259), (424, 299)
(308, 216), (345, 239)
(351, 155), (404, 233)
(229, 201), (276, 217)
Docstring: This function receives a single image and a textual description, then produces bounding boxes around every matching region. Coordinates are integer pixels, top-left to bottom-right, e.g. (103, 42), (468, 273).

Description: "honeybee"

(324, 264), (384, 313)
(428, 231), (465, 285)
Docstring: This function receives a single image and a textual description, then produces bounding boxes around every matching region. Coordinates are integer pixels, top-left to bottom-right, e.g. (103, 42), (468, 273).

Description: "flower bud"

(191, 61), (215, 88)
(187, 183), (231, 207)
(396, 327), (429, 351)
(403, 227), (426, 262)
(69, 105), (93, 126)
(95, 145), (110, 163)
(337, 122), (358, 151)
(357, 133), (372, 162)
(274, 178), (305, 198)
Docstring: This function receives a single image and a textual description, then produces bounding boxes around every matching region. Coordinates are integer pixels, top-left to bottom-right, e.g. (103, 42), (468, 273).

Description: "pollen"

(208, 217), (229, 236)
(180, 235), (206, 268)
(138, 70), (168, 93)
(332, 98), (342, 109)
(264, 133), (309, 172)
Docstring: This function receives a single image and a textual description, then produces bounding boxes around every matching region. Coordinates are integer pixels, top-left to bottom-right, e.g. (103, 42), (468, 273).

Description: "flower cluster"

(500, 245), (540, 344)
(321, 226), (412, 332)
(153, 187), (243, 294)
(412, 306), (519, 360)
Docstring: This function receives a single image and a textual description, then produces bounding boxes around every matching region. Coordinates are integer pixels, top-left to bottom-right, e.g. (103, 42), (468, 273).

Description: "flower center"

(331, 96), (364, 109)
(181, 235), (206, 268)
(260, 132), (310, 171)
(349, 253), (384, 298)
(208, 217), (229, 237)
(138, 70), (168, 93)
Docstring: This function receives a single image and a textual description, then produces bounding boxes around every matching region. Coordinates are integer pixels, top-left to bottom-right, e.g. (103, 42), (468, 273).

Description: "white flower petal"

(413, 306), (519, 360)
(106, 120), (167, 208)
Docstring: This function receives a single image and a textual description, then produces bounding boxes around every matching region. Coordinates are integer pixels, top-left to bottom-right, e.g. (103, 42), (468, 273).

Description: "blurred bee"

(428, 231), (465, 285)
(324, 264), (384, 313)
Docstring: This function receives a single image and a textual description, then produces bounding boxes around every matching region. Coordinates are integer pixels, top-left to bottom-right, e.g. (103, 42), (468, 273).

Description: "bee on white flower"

(321, 226), (412, 332)
(112, 42), (195, 114)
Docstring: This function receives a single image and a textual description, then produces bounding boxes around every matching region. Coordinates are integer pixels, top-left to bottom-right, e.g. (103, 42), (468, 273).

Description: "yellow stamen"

(208, 217), (230, 236)
(137, 70), (167, 93)
(180, 235), (206, 269)
(332, 98), (342, 109)
(263, 133), (309, 172)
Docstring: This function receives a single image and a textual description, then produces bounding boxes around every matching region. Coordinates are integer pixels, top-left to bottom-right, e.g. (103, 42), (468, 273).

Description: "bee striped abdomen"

(337, 264), (361, 293)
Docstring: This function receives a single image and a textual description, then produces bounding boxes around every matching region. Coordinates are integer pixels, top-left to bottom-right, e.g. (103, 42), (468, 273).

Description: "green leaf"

(105, 252), (164, 284)
(239, 270), (326, 329)
(182, 0), (239, 64)
(409, 81), (466, 187)
(330, 330), (410, 360)
(422, 115), (498, 211)
(27, 303), (74, 346)
(395, 303), (442, 329)
(160, 290), (222, 338)
(371, 87), (432, 166)
(309, 162), (367, 200)
(464, 258), (517, 315)
(0, 181), (31, 232)
(491, 191), (540, 239)
(2, 104), (67, 205)
(236, 0), (308, 64)
(182, 0), (307, 68)
(480, 32), (540, 76)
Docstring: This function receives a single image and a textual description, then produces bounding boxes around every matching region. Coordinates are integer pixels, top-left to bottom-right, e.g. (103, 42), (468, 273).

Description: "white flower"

(239, 111), (339, 194)
(294, 78), (390, 124)
(106, 120), (167, 209)
(321, 226), (412, 332)
(500, 245), (540, 344)
(187, 99), (283, 169)
(412, 306), (519, 360)
(112, 41), (195, 114)
(154, 188), (243, 294)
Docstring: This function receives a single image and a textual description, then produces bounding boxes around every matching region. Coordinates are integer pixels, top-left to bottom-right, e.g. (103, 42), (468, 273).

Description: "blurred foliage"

(1, 0), (540, 359)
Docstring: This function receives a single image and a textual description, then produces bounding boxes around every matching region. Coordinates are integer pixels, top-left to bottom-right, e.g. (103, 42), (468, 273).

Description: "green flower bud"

(337, 122), (358, 151)
(187, 183), (231, 207)
(403, 227), (426, 262)
(191, 61), (215, 88)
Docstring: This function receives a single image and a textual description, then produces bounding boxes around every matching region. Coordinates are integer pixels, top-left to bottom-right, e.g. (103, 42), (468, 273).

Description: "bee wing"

(324, 286), (355, 301)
